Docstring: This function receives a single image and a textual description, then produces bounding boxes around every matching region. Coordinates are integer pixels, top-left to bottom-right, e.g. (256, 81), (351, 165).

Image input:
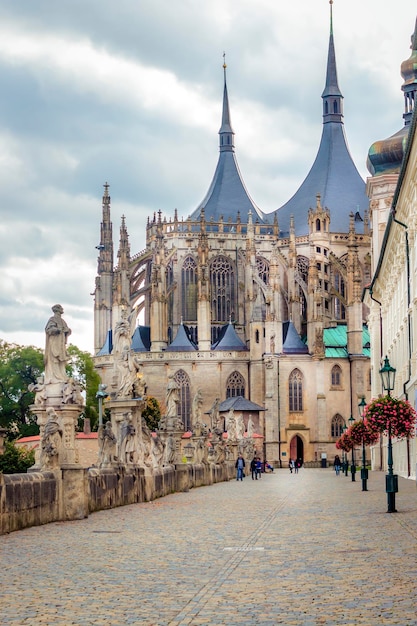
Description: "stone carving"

(117, 347), (142, 398)
(209, 397), (221, 431)
(226, 408), (237, 442)
(150, 433), (164, 468)
(44, 304), (71, 383)
(120, 412), (138, 464)
(191, 388), (203, 427)
(40, 407), (63, 469)
(235, 413), (245, 440)
(166, 374), (180, 418)
(113, 308), (132, 354)
(98, 421), (117, 467)
(213, 439), (226, 464)
(134, 366), (147, 399)
(247, 415), (256, 438)
(28, 376), (47, 406)
(164, 434), (176, 465)
(62, 378), (84, 405)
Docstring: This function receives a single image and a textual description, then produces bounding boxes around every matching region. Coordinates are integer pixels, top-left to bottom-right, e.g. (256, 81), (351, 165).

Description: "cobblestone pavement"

(2, 468), (417, 625)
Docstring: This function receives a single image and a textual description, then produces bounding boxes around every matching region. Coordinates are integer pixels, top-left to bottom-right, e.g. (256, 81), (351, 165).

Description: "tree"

(0, 341), (44, 438)
(0, 440), (35, 474)
(67, 345), (102, 431)
(142, 396), (161, 431)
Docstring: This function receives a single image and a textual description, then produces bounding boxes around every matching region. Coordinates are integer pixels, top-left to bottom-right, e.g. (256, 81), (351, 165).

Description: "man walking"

(235, 454), (245, 481)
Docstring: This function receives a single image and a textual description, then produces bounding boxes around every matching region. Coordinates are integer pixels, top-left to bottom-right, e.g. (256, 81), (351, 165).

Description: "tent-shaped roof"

(212, 322), (248, 351)
(97, 329), (113, 356)
(218, 396), (265, 412)
(283, 321), (309, 354)
(166, 323), (197, 352)
(131, 326), (151, 352)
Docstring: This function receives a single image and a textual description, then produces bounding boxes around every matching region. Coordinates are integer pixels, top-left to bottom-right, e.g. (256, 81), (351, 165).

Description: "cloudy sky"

(0, 0), (415, 354)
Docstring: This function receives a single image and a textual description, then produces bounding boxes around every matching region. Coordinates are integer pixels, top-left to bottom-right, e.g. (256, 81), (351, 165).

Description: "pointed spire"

(97, 182), (113, 275)
(322, 0), (343, 123)
(117, 214), (130, 271)
(219, 53), (235, 152)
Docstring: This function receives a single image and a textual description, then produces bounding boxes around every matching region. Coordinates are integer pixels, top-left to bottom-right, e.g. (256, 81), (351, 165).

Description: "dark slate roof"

(189, 67), (264, 224)
(323, 325), (370, 358)
(282, 321), (309, 354)
(269, 6), (367, 237)
(212, 322), (248, 351)
(218, 396), (265, 412)
(166, 323), (197, 352)
(97, 329), (113, 356)
(131, 326), (151, 352)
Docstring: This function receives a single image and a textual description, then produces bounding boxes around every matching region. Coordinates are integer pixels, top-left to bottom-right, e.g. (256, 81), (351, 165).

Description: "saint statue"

(44, 304), (71, 383)
(40, 407), (63, 469)
(166, 375), (180, 418)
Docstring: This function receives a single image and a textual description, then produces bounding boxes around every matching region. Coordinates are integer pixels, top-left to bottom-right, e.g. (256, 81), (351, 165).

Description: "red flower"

(364, 395), (416, 440)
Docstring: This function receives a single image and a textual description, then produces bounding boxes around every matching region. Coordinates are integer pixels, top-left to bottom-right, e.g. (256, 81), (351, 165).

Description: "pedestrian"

(294, 459), (299, 474)
(334, 454), (341, 476)
(250, 456), (258, 480)
(256, 457), (262, 479)
(289, 458), (293, 473)
(235, 454), (245, 481)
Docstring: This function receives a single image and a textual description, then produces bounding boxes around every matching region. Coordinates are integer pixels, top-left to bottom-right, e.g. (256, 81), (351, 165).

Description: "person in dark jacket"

(235, 454), (245, 480)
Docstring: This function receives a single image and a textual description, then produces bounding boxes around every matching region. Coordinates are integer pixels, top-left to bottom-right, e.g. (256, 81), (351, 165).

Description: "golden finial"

(223, 51), (227, 69)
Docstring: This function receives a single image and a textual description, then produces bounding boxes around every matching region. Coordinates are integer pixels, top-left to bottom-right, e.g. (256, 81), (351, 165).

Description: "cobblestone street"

(2, 468), (417, 625)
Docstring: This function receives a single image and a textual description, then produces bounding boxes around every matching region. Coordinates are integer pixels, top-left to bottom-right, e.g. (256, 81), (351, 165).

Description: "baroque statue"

(44, 304), (71, 383)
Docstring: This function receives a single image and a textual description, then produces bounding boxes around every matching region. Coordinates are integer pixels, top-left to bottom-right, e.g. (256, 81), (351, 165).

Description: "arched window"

(174, 370), (191, 431)
(181, 256), (197, 322)
(256, 256), (270, 285)
(333, 100), (338, 114)
(289, 369), (303, 412)
(316, 218), (321, 231)
(331, 365), (342, 387)
(325, 101), (329, 114)
(331, 414), (345, 438)
(333, 270), (346, 320)
(166, 262), (174, 325)
(226, 371), (245, 399)
(210, 255), (235, 323)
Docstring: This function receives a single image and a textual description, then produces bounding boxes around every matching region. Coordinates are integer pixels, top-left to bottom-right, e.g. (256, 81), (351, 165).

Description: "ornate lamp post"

(379, 356), (397, 513)
(348, 415), (355, 481)
(96, 383), (107, 428)
(358, 396), (367, 491)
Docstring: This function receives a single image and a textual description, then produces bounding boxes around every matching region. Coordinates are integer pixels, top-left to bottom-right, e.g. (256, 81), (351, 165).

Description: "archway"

(289, 435), (304, 465)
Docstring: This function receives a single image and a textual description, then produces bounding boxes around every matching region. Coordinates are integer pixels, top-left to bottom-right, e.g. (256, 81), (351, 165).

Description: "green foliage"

(142, 396), (161, 431)
(0, 440), (35, 474)
(67, 345), (101, 431)
(0, 340), (44, 438)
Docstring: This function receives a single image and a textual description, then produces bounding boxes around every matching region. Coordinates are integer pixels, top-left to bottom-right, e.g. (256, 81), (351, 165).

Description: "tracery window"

(181, 256), (197, 322)
(256, 256), (270, 285)
(174, 369), (191, 431)
(297, 256), (309, 283)
(289, 369), (303, 412)
(166, 262), (174, 325)
(331, 414), (345, 438)
(226, 371), (245, 399)
(333, 270), (346, 320)
(331, 365), (342, 387)
(210, 255), (235, 322)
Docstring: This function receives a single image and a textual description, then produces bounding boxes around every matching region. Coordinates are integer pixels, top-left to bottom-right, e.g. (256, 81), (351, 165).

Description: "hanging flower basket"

(336, 430), (353, 452)
(348, 420), (380, 447)
(364, 395), (416, 440)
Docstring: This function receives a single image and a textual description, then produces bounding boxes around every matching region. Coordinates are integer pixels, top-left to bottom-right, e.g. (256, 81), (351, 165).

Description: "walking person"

(294, 459), (299, 474)
(235, 454), (245, 481)
(256, 457), (262, 479)
(334, 454), (341, 476)
(250, 456), (258, 480)
(289, 458), (294, 473)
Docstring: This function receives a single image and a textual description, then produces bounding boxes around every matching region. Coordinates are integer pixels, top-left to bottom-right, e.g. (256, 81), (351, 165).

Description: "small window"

(331, 414), (345, 438)
(331, 365), (342, 387)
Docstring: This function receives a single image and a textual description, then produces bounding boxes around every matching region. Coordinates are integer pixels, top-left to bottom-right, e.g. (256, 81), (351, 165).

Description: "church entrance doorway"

(289, 435), (304, 465)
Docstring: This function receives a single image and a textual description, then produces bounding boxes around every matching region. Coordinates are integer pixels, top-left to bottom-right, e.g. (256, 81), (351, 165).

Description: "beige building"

(365, 17), (417, 478)
(93, 7), (371, 466)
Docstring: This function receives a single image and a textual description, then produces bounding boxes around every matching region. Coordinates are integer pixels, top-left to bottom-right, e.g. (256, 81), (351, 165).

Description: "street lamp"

(96, 383), (107, 428)
(358, 396), (367, 491)
(341, 424), (348, 476)
(348, 415), (355, 481)
(379, 356), (397, 513)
